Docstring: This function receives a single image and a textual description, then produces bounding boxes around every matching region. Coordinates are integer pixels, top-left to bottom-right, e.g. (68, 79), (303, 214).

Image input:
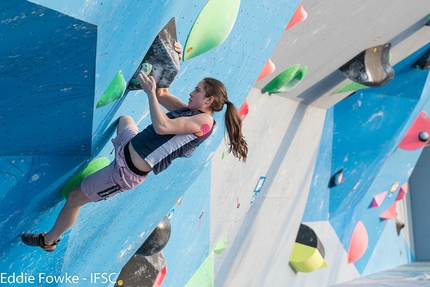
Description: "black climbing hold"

(411, 48), (430, 70)
(136, 216), (171, 256)
(295, 223), (325, 258)
(339, 43), (394, 87)
(329, 168), (344, 188)
(115, 251), (166, 287)
(418, 131), (429, 142)
(128, 17), (180, 90)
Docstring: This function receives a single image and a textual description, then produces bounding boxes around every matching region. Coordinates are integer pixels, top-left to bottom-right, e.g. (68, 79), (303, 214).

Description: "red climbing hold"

(285, 2), (308, 31)
(396, 182), (408, 201)
(256, 59), (276, 82)
(380, 202), (397, 220)
(399, 111), (430, 150)
(238, 99), (249, 120)
(347, 221), (368, 264)
(153, 265), (167, 287)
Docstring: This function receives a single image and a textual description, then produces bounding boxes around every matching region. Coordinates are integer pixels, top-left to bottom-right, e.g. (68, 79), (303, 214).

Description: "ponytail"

(202, 78), (248, 162)
(224, 101), (248, 162)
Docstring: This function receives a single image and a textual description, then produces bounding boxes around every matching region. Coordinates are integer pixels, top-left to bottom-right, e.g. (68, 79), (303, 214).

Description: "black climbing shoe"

(21, 232), (59, 252)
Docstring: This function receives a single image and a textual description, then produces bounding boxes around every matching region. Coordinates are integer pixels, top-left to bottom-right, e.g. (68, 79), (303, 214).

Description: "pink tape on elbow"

(201, 124), (211, 135)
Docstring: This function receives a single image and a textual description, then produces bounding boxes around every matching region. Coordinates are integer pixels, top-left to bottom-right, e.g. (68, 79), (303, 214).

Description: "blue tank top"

(130, 108), (215, 174)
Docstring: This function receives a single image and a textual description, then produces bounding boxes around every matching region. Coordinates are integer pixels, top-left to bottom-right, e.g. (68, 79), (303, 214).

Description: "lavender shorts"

(81, 124), (149, 202)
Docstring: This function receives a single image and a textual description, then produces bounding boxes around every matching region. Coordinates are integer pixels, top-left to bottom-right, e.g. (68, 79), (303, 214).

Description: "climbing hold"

(395, 219), (405, 236)
(96, 71), (127, 108)
(329, 168), (344, 187)
(238, 99), (249, 120)
(333, 81), (369, 94)
(153, 265), (167, 287)
(289, 224), (328, 272)
(128, 17), (180, 90)
(136, 216), (171, 256)
(276, 66), (307, 92)
(419, 131), (429, 142)
(370, 191), (387, 208)
(256, 58), (276, 82)
(380, 202), (397, 220)
(339, 43), (394, 87)
(62, 157), (110, 198)
(183, 0), (241, 60)
(175, 195), (184, 206)
(262, 64), (300, 94)
(347, 221), (368, 264)
(285, 2), (308, 31)
(130, 63), (152, 86)
(399, 111), (430, 150)
(116, 251), (167, 287)
(214, 234), (228, 254)
(395, 182), (408, 201)
(254, 176), (266, 193)
(411, 47), (430, 70)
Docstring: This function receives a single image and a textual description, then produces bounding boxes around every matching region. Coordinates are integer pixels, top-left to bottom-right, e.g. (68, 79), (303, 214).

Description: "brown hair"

(202, 78), (248, 162)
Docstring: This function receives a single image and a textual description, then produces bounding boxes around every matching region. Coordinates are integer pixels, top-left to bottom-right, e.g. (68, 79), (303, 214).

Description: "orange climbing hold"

(285, 2), (308, 31)
(256, 59), (276, 82)
(380, 202), (397, 220)
(347, 221), (368, 264)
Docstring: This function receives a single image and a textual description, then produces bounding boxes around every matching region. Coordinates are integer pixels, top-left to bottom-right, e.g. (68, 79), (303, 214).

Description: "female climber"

(21, 55), (248, 252)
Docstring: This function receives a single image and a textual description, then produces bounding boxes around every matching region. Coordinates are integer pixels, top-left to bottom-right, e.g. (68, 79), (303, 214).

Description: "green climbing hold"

(213, 234), (228, 254)
(183, 0), (241, 61)
(62, 157), (110, 198)
(333, 81), (369, 94)
(131, 63), (153, 86)
(262, 64), (300, 94)
(276, 66), (307, 93)
(96, 71), (127, 108)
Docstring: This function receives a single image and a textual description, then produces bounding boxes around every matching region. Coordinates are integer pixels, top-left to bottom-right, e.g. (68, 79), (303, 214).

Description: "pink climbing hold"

(348, 221), (368, 264)
(399, 111), (430, 150)
(256, 59), (276, 82)
(238, 99), (249, 120)
(380, 202), (397, 220)
(371, 191), (387, 208)
(285, 2), (308, 31)
(396, 182), (408, 201)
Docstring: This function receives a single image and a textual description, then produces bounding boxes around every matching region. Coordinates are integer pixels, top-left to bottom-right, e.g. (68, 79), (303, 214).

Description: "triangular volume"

(214, 234), (228, 255)
(184, 252), (214, 287)
(128, 18), (180, 90)
(396, 182), (408, 201)
(380, 202), (397, 220)
(285, 2), (308, 30)
(371, 191), (388, 208)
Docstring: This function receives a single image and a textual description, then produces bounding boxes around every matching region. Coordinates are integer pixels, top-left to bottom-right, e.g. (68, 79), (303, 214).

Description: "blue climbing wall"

(0, 0), (299, 286)
(302, 43), (430, 275)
